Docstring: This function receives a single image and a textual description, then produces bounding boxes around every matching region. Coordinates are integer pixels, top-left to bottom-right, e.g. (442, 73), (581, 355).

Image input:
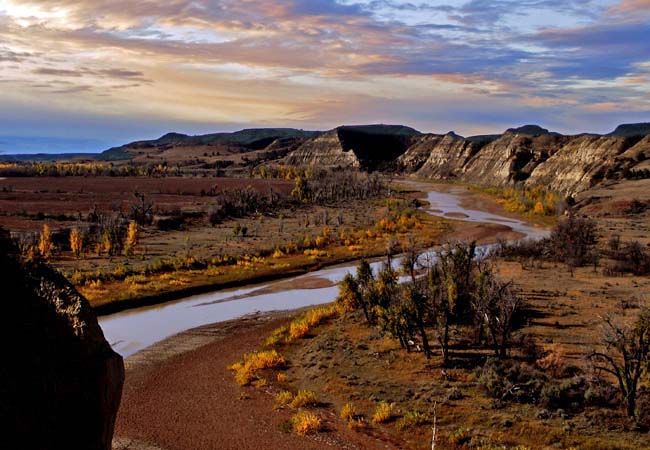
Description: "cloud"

(608, 0), (650, 14)
(0, 0), (648, 141)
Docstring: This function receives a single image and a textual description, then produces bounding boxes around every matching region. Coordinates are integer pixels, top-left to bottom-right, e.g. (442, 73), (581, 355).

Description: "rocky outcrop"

(0, 230), (124, 450)
(395, 125), (650, 197)
(285, 124), (421, 170)
(285, 129), (360, 168)
(526, 135), (632, 195)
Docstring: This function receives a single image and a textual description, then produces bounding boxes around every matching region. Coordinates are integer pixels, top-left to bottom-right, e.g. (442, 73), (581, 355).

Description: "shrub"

(371, 402), (394, 424)
(288, 320), (310, 341)
(396, 410), (430, 430)
(290, 390), (319, 408)
(265, 325), (288, 347)
(540, 377), (588, 412)
(477, 358), (547, 404)
(448, 427), (472, 448)
(228, 350), (286, 386)
(340, 402), (358, 424)
(549, 214), (598, 268)
(275, 390), (293, 408)
(287, 305), (338, 342)
(291, 411), (322, 435)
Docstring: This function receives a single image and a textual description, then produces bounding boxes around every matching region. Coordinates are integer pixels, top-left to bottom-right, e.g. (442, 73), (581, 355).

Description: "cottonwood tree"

(69, 228), (83, 257)
(550, 214), (598, 271)
(589, 307), (650, 418)
(472, 268), (522, 358)
(38, 223), (54, 258)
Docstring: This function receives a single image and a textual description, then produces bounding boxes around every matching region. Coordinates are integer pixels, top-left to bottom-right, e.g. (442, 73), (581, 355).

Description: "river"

(99, 182), (548, 357)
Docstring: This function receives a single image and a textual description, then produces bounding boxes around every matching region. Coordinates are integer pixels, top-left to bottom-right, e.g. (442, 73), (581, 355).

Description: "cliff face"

(285, 124), (421, 170)
(285, 129), (360, 168)
(286, 123), (650, 197)
(0, 231), (124, 450)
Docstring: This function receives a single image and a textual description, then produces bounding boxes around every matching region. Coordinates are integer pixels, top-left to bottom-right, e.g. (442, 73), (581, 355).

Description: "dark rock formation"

(0, 229), (124, 450)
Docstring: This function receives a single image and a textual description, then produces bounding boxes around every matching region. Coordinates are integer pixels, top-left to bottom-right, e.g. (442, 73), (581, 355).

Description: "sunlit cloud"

(0, 0), (648, 152)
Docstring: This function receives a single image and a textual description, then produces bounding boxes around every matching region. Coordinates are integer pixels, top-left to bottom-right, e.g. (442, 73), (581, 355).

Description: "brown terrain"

(114, 313), (394, 450)
(3, 122), (650, 449)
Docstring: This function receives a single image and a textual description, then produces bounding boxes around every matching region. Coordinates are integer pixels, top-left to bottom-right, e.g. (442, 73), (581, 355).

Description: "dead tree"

(589, 307), (650, 417)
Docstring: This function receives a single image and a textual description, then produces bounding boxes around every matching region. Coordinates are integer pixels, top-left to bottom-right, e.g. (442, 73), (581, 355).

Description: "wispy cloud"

(0, 0), (648, 145)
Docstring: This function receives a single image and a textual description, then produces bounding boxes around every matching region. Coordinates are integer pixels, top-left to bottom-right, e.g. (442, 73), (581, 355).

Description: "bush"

(228, 350), (286, 386)
(548, 214), (598, 268)
(396, 410), (430, 430)
(539, 377), (588, 412)
(340, 402), (358, 422)
(448, 427), (472, 448)
(477, 358), (547, 404)
(291, 411), (322, 435)
(275, 390), (293, 408)
(608, 241), (650, 275)
(290, 390), (319, 408)
(371, 402), (394, 424)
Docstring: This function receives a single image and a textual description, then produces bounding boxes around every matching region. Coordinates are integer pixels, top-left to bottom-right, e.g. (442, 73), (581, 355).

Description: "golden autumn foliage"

(38, 224), (54, 258)
(291, 411), (322, 435)
(69, 228), (83, 257)
(124, 221), (139, 255)
(228, 350), (286, 386)
(485, 186), (561, 216)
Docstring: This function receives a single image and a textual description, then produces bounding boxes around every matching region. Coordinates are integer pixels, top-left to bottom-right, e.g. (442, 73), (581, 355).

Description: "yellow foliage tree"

(38, 223), (54, 258)
(69, 228), (83, 257)
(533, 201), (545, 215)
(100, 231), (112, 255)
(124, 221), (139, 256)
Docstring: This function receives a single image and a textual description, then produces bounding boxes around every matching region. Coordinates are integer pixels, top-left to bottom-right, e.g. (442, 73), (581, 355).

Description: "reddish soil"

(0, 176), (292, 231)
(114, 313), (395, 450)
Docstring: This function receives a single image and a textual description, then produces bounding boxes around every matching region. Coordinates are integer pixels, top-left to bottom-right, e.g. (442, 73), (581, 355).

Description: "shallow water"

(99, 183), (548, 357)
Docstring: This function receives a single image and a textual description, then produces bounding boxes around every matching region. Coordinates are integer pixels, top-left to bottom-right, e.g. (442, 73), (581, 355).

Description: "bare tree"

(130, 192), (154, 226)
(589, 306), (650, 417)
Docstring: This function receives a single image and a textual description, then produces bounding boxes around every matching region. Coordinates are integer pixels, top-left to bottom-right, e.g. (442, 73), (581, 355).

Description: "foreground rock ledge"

(0, 230), (124, 450)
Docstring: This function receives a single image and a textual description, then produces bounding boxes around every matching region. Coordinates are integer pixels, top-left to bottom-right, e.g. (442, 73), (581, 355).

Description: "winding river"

(99, 183), (549, 357)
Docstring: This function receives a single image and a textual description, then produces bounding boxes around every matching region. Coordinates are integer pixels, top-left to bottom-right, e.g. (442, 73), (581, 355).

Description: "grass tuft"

(290, 389), (319, 408)
(228, 350), (286, 386)
(291, 410), (322, 435)
(371, 402), (394, 424)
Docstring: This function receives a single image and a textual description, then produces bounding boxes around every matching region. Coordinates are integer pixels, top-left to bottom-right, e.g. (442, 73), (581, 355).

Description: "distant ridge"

(505, 125), (553, 136)
(100, 128), (321, 160)
(608, 123), (650, 137)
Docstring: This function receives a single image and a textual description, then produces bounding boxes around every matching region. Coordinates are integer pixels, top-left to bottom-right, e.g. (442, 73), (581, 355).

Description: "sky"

(0, 0), (649, 153)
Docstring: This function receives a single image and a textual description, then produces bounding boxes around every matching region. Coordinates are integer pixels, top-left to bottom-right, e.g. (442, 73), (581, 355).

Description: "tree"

(291, 176), (311, 203)
(124, 221), (139, 256)
(472, 268), (521, 358)
(130, 192), (154, 226)
(69, 228), (83, 257)
(550, 214), (598, 270)
(425, 242), (479, 366)
(38, 223), (54, 258)
(589, 307), (650, 417)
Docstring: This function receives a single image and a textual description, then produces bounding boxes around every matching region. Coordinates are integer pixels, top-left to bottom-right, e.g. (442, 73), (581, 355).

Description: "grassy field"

(0, 176), (457, 313)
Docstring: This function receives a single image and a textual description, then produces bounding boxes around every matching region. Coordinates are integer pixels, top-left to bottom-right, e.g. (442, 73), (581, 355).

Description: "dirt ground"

(274, 259), (650, 450)
(114, 312), (396, 450)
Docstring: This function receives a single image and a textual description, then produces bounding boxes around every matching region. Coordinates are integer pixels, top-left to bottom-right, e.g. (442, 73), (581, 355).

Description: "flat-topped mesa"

(0, 229), (124, 450)
(608, 123), (650, 137)
(284, 124), (421, 170)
